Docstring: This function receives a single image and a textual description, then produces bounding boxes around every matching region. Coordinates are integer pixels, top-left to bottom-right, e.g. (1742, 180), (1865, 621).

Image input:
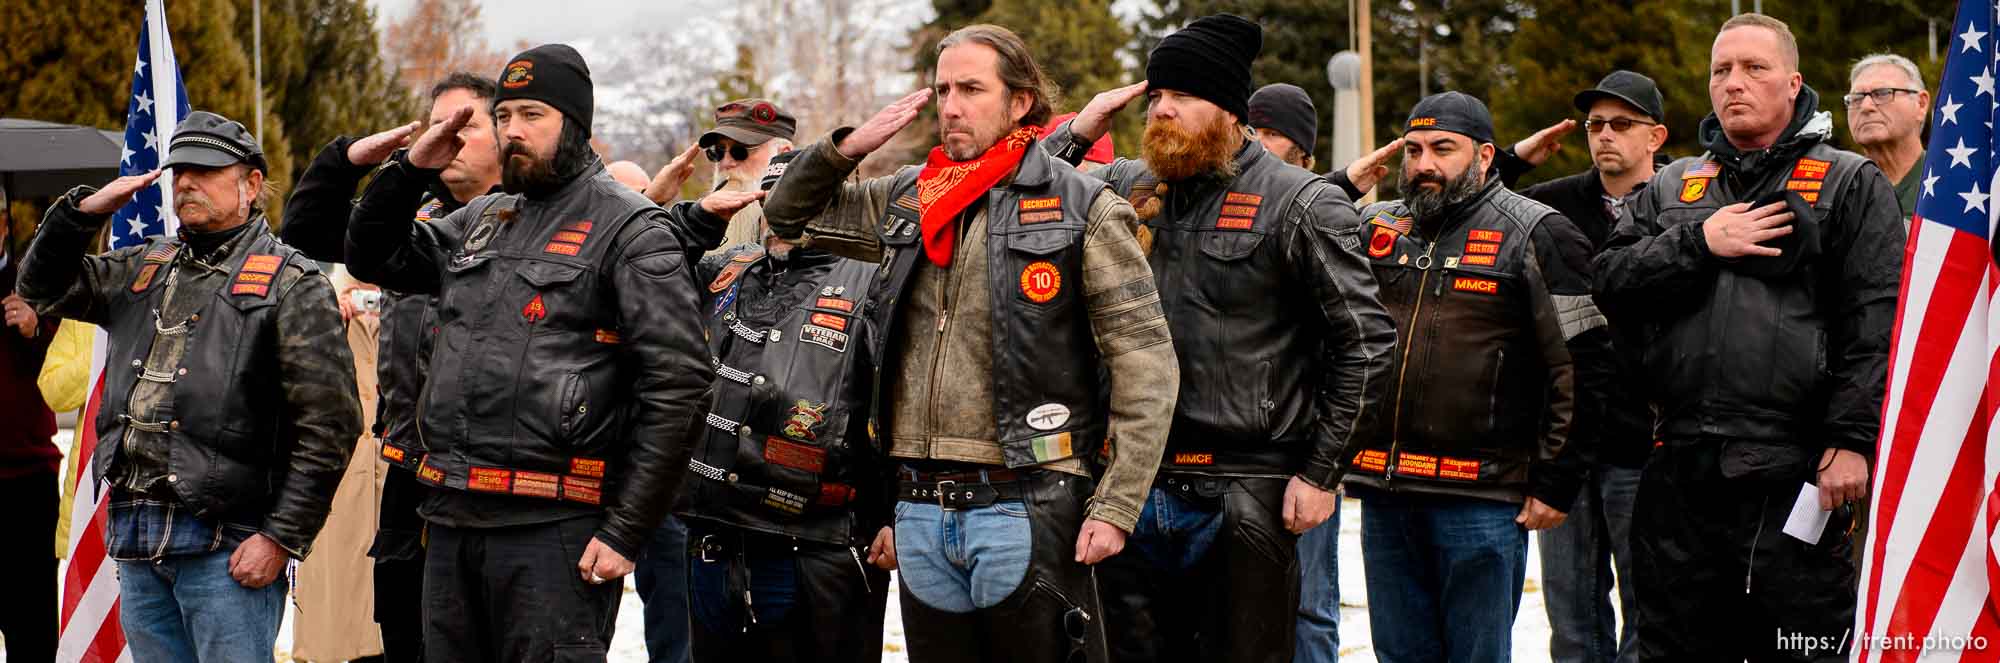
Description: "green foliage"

(908, 0), (1138, 156)
(1501, 0), (1938, 184)
(0, 0), (414, 223)
(1138, 0), (1358, 169)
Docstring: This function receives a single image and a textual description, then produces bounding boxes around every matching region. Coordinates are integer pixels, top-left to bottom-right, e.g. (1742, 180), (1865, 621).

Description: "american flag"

(58, 1), (187, 661)
(1855, 0), (2000, 660)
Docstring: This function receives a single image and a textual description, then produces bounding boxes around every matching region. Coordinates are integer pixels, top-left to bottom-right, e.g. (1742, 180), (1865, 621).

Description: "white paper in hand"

(1782, 482), (1832, 545)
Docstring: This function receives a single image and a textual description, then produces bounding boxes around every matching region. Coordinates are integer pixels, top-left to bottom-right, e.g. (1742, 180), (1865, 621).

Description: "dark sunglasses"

(705, 143), (751, 162)
(1842, 88), (1922, 107)
(1583, 117), (1658, 134)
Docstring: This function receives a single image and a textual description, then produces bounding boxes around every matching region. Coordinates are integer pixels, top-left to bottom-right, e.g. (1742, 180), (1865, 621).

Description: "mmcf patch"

(764, 437), (828, 473)
(1368, 226), (1398, 258)
(1451, 276), (1500, 295)
(416, 459), (446, 485)
(1439, 457), (1482, 481)
(522, 293), (548, 323)
(1172, 452), (1215, 466)
(1395, 453), (1439, 478)
(1020, 261), (1062, 303)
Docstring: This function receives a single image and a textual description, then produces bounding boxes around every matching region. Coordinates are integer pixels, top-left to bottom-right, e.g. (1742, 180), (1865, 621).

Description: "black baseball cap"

(1404, 91), (1494, 145)
(1573, 70), (1666, 122)
(700, 99), (798, 148)
(162, 111), (266, 173)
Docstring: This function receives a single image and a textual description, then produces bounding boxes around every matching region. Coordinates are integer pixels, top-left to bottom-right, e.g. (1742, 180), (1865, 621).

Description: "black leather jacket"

(1047, 125), (1399, 489)
(1594, 87), (1901, 462)
(19, 197), (362, 555)
(344, 155), (727, 558)
(1345, 180), (1600, 511)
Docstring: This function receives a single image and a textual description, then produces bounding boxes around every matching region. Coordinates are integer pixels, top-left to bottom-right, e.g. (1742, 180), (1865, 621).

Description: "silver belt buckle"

(698, 535), (720, 563)
(935, 480), (957, 511)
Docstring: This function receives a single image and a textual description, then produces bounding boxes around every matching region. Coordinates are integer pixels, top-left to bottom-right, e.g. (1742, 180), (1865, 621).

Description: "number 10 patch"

(1020, 261), (1061, 303)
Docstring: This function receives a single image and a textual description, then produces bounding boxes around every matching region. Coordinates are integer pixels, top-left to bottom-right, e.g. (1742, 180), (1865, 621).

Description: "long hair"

(936, 24), (1060, 127)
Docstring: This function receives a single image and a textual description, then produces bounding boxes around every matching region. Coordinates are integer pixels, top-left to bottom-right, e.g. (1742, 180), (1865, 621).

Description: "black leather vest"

(408, 171), (657, 508)
(1104, 149), (1327, 471)
(679, 246), (879, 544)
(374, 195), (444, 459)
(864, 144), (1111, 468)
(96, 229), (316, 520)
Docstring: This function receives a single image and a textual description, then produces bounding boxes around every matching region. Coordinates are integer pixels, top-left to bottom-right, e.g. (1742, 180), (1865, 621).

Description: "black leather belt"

(1159, 473), (1232, 499)
(898, 477), (1025, 509)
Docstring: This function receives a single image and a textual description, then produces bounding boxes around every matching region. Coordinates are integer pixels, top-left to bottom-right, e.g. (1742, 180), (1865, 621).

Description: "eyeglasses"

(1583, 117), (1657, 134)
(705, 143), (751, 162)
(1843, 88), (1922, 107)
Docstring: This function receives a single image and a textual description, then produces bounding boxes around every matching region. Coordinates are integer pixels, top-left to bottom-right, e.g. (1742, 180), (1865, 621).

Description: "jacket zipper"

(1746, 494), (1770, 594)
(925, 206), (972, 453)
(1385, 241), (1441, 488)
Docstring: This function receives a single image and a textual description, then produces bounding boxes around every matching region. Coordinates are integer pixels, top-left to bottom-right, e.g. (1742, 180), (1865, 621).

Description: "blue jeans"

(1294, 499), (1342, 663)
(1355, 488), (1527, 663)
(1538, 465), (1640, 663)
(635, 515), (692, 663)
(893, 498), (1032, 612)
(116, 549), (286, 663)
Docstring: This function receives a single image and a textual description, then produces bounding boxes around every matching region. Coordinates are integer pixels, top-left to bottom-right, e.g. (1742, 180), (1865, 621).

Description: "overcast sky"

(365, 0), (719, 49)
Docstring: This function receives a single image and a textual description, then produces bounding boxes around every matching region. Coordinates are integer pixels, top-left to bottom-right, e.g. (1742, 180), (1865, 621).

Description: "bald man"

(607, 160), (651, 192)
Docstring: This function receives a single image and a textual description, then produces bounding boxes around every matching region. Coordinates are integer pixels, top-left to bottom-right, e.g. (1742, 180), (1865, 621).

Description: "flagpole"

(252, 0), (262, 144)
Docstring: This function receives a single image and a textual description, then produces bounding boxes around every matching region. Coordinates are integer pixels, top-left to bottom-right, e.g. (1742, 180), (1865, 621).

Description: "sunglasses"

(705, 143), (752, 162)
(1583, 117), (1658, 134)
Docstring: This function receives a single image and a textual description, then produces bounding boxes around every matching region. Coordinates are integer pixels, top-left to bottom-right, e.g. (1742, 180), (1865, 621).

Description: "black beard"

(1401, 159), (1484, 221)
(500, 143), (561, 194)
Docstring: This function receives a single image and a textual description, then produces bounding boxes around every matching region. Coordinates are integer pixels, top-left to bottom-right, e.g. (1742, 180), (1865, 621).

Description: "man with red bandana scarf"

(763, 23), (1178, 663)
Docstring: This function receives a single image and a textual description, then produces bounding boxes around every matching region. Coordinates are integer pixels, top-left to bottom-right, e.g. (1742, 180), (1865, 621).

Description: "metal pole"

(252, 0), (263, 143)
(1357, 0), (1376, 204)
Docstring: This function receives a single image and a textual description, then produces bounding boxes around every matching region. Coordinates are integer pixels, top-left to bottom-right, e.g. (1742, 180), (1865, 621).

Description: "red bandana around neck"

(915, 126), (1040, 267)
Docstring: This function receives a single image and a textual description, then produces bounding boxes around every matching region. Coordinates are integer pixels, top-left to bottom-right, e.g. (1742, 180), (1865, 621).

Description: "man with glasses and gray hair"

(1845, 53), (1931, 217)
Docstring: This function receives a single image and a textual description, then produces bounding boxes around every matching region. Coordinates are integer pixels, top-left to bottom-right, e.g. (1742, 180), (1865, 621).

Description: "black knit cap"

(1146, 14), (1263, 121)
(1404, 91), (1494, 145)
(496, 44), (594, 134)
(1249, 83), (1317, 156)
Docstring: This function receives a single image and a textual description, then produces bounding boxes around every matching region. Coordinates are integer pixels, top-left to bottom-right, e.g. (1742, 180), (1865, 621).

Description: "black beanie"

(497, 44), (594, 135)
(1249, 83), (1318, 156)
(1146, 14), (1262, 121)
